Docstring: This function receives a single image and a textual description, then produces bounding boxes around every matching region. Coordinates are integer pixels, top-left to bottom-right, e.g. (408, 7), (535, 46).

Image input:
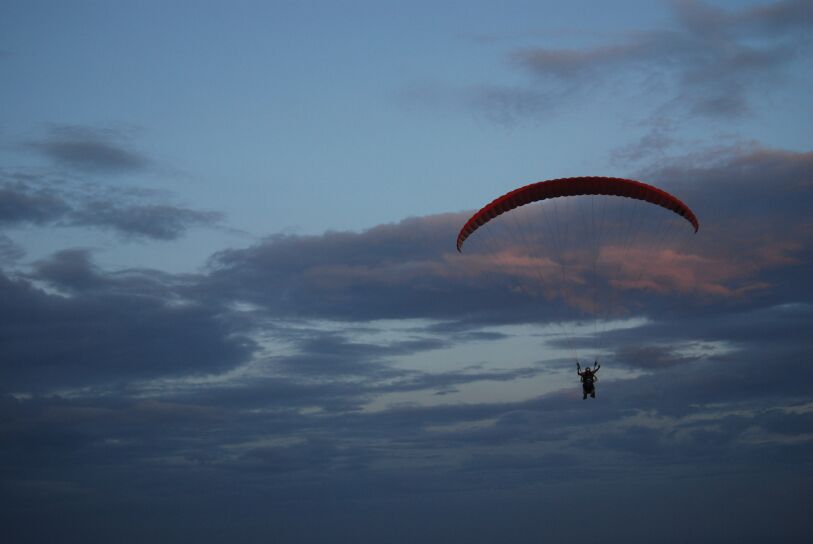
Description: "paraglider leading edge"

(456, 176), (699, 252)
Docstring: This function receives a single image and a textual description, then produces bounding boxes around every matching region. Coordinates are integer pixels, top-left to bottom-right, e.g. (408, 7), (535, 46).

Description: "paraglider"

(577, 361), (600, 400)
(455, 176), (699, 399)
(456, 176), (698, 252)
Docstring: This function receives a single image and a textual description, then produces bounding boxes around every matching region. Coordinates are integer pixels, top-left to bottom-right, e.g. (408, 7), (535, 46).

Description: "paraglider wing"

(456, 176), (699, 252)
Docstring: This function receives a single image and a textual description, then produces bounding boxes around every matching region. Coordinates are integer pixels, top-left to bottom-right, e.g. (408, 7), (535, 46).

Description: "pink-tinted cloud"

(205, 145), (811, 325)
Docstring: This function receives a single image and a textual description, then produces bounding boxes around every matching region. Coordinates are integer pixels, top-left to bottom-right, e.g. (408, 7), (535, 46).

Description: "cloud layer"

(2, 3), (810, 542)
(474, 0), (812, 125)
(2, 146), (811, 544)
(2, 125), (222, 240)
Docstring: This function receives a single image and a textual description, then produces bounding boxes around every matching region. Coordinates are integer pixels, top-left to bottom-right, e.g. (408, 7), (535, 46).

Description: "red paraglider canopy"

(456, 176), (699, 252)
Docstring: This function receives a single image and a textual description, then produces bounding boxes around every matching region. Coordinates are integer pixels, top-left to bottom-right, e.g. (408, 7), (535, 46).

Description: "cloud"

(204, 213), (496, 322)
(2, 246), (547, 402)
(26, 125), (149, 173)
(641, 145), (813, 296)
(0, 234), (24, 263)
(0, 255), (254, 390)
(0, 181), (71, 225)
(71, 201), (222, 240)
(612, 344), (701, 369)
(200, 146), (811, 333)
(513, 41), (647, 81)
(31, 248), (109, 292)
(474, 0), (812, 123)
(611, 116), (678, 163)
(602, 245), (778, 298)
(4, 329), (811, 541)
(0, 174), (221, 240)
(605, 302), (813, 354)
(2, 137), (812, 540)
(2, 125), (222, 240)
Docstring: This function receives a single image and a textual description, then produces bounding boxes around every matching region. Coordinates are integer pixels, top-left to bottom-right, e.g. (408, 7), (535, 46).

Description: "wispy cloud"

(0, 173), (222, 240)
(0, 234), (24, 263)
(71, 201), (222, 240)
(0, 180), (70, 225)
(471, 0), (812, 124)
(26, 125), (149, 174)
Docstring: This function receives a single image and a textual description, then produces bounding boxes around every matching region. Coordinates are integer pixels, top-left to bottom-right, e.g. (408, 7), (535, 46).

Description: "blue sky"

(1, 1), (812, 542)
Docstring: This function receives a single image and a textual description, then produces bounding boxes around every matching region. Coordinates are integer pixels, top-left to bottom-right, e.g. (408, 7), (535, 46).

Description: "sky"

(1, 0), (812, 542)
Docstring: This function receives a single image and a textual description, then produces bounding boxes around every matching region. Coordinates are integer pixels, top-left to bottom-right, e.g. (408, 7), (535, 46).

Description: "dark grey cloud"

(0, 175), (221, 240)
(0, 233), (24, 263)
(513, 40), (647, 81)
(26, 125), (148, 173)
(3, 337), (811, 543)
(754, 407), (813, 436)
(617, 302), (813, 351)
(2, 125), (222, 239)
(2, 246), (545, 401)
(475, 0), (812, 123)
(611, 116), (678, 163)
(29, 248), (197, 298)
(0, 256), (253, 390)
(71, 200), (222, 240)
(271, 332), (448, 378)
(3, 139), (812, 540)
(203, 213), (511, 322)
(613, 344), (700, 369)
(2, 354), (810, 543)
(468, 85), (556, 127)
(0, 180), (70, 225)
(647, 144), (812, 191)
(31, 248), (109, 292)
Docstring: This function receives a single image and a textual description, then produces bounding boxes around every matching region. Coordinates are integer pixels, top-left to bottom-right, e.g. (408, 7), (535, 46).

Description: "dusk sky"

(1, 1), (812, 542)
